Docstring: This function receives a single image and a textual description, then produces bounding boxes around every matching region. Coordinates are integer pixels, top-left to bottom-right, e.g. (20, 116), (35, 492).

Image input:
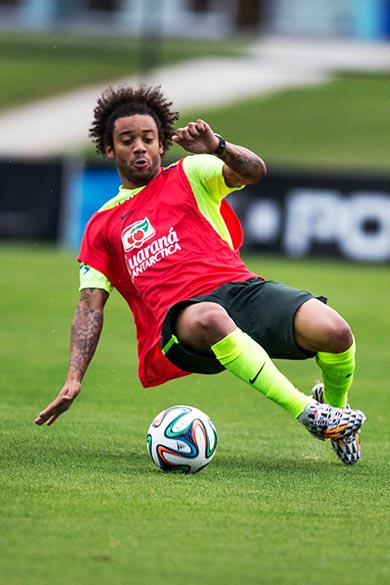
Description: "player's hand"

(172, 119), (220, 154)
(34, 381), (81, 426)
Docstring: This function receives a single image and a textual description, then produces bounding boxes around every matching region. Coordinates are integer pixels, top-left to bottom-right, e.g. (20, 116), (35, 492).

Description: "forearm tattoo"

(69, 289), (104, 379)
(221, 144), (265, 182)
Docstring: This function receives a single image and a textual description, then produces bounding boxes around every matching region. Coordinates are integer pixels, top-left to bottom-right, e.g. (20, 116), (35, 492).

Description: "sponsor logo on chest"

(121, 217), (181, 279)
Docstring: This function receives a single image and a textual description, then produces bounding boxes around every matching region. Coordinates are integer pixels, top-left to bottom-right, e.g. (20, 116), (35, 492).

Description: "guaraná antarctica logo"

(121, 217), (156, 252)
(121, 217), (182, 279)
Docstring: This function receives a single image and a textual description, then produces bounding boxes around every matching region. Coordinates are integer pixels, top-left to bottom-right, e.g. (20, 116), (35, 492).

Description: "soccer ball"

(147, 405), (217, 474)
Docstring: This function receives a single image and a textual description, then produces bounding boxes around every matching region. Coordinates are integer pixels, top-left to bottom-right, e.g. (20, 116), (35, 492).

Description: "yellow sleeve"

(182, 154), (244, 248)
(79, 263), (113, 293)
(182, 154), (244, 203)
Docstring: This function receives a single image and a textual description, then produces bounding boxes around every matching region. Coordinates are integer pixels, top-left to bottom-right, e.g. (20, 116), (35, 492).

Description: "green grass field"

(1, 245), (389, 585)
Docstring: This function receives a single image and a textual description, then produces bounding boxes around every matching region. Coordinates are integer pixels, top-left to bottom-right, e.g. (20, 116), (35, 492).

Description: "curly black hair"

(89, 85), (180, 156)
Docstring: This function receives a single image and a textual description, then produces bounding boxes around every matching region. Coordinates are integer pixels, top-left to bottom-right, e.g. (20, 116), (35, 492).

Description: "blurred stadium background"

(0, 0), (389, 263)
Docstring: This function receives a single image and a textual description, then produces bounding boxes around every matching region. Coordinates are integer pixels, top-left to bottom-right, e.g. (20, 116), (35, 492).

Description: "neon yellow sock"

(316, 337), (356, 407)
(211, 328), (309, 418)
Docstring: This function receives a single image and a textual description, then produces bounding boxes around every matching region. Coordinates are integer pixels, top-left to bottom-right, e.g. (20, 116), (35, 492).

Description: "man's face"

(105, 114), (163, 188)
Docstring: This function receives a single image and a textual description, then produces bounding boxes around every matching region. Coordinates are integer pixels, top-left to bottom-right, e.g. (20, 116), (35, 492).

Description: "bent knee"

(295, 299), (353, 353)
(183, 302), (233, 339)
(322, 318), (353, 353)
(175, 302), (235, 349)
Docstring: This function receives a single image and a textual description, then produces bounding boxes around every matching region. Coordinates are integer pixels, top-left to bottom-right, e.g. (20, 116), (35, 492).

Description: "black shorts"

(161, 278), (327, 375)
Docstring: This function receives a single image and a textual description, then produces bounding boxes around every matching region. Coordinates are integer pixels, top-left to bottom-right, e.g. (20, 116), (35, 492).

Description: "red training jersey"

(78, 159), (257, 387)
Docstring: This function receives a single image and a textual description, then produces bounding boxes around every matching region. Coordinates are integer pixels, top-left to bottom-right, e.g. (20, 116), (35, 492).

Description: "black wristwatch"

(213, 133), (226, 155)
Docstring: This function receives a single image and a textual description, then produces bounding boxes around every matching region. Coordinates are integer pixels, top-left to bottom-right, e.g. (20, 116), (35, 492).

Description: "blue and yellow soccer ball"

(147, 405), (217, 474)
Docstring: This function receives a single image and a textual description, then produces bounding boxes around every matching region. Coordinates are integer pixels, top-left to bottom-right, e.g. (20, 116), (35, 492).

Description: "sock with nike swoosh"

(316, 337), (356, 407)
(211, 328), (309, 418)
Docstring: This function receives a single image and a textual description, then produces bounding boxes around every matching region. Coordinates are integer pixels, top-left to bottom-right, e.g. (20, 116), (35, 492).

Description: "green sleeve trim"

(79, 263), (113, 293)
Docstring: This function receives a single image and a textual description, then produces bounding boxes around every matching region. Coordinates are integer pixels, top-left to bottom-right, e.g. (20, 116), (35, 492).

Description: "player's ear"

(105, 144), (115, 159)
(159, 142), (164, 155)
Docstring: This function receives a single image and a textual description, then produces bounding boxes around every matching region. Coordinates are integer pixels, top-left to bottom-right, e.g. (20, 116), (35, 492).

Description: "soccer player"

(35, 85), (366, 464)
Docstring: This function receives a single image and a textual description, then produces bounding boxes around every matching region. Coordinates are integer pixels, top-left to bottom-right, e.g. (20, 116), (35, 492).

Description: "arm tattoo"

(69, 289), (105, 380)
(220, 144), (266, 185)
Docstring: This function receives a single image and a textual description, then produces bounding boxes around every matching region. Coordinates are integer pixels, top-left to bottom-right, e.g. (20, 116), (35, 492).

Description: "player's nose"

(133, 136), (147, 152)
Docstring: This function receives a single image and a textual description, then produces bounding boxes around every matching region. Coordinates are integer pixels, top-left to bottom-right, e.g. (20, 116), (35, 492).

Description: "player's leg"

(293, 298), (356, 408)
(165, 293), (365, 460)
(292, 298), (365, 463)
(175, 301), (313, 419)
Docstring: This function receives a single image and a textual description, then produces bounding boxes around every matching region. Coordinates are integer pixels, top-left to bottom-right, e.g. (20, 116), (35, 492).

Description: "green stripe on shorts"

(161, 334), (179, 355)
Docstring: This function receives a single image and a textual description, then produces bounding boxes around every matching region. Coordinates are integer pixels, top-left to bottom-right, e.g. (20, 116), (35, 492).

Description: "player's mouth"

(132, 158), (149, 170)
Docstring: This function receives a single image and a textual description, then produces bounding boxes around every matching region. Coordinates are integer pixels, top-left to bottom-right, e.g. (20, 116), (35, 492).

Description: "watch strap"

(213, 133), (226, 155)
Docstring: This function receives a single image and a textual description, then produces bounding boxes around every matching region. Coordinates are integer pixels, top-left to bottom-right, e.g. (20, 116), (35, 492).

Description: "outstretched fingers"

(34, 383), (81, 426)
